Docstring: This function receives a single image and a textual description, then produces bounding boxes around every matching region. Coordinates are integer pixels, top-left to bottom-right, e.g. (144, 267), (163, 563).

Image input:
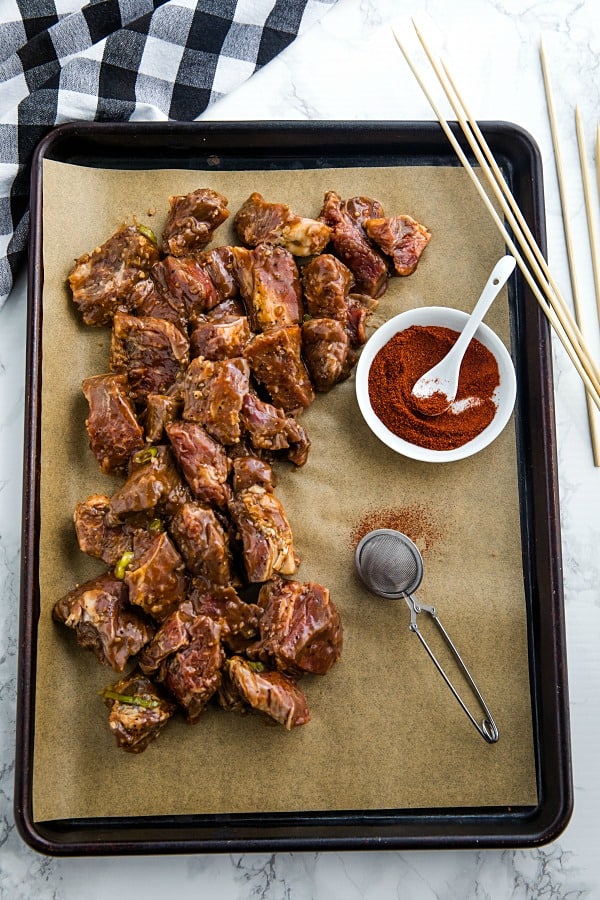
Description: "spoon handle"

(447, 255), (516, 363)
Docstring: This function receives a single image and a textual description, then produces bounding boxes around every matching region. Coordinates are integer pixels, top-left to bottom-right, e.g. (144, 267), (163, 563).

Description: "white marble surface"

(1, 0), (600, 896)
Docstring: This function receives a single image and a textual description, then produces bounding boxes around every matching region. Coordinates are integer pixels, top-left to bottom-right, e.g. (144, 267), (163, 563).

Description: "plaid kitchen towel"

(0, 0), (337, 310)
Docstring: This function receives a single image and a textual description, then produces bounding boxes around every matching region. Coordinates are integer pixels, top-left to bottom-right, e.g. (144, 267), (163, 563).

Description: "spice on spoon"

(368, 324), (500, 451)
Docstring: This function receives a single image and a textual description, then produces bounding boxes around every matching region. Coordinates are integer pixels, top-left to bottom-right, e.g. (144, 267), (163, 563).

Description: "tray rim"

(15, 119), (573, 856)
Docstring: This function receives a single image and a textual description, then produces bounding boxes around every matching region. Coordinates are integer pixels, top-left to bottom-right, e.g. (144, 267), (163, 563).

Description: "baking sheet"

(32, 156), (537, 823)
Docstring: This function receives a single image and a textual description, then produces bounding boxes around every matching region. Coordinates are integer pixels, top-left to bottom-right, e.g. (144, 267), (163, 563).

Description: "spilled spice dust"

(350, 504), (442, 555)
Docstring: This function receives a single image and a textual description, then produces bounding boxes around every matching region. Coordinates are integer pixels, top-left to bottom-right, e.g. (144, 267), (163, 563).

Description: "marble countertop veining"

(1, 0), (600, 896)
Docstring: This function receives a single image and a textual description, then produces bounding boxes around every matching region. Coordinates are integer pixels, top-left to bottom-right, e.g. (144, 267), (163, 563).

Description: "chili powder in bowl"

(355, 307), (517, 463)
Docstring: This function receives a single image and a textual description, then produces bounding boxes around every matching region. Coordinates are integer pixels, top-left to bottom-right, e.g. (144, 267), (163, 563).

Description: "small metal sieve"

(355, 529), (499, 743)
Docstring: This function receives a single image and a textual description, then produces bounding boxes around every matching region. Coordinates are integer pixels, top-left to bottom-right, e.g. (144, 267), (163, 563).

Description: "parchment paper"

(33, 158), (537, 822)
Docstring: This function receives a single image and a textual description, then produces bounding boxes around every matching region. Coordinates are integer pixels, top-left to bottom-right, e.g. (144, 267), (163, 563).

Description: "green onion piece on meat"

(148, 518), (164, 534)
(137, 224), (157, 244)
(101, 689), (160, 709)
(115, 551), (134, 580)
(133, 446), (158, 464)
(244, 661), (266, 673)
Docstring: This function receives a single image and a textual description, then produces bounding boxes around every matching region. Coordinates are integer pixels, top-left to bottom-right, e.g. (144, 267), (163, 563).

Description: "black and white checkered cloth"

(0, 0), (337, 309)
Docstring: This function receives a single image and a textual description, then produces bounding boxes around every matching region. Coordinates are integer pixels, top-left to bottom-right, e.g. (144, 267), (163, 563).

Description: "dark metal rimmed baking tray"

(15, 120), (572, 855)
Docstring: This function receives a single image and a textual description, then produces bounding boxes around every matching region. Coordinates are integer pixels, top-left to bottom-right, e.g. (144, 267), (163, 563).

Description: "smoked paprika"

(368, 325), (500, 451)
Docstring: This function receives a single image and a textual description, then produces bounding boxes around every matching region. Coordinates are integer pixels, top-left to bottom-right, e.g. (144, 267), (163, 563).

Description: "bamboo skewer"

(415, 25), (600, 392)
(575, 107), (600, 324)
(445, 47), (584, 350)
(573, 107), (600, 465)
(390, 22), (600, 415)
(540, 61), (600, 464)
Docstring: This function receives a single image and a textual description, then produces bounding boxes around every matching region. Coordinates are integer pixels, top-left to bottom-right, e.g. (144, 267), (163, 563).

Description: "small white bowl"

(355, 306), (517, 463)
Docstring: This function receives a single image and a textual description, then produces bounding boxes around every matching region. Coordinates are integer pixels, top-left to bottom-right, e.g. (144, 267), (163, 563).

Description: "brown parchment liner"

(33, 158), (537, 822)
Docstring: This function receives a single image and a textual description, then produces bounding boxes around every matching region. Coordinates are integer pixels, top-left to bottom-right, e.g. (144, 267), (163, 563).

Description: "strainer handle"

(406, 596), (499, 744)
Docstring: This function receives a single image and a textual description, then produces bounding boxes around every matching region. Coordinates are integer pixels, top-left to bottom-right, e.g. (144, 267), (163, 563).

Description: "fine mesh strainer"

(355, 528), (499, 743)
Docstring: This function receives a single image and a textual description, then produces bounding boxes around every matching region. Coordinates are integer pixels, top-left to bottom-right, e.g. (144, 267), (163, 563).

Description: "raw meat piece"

(143, 392), (182, 443)
(161, 614), (225, 722)
(190, 584), (262, 651)
(228, 479), (296, 583)
(109, 312), (189, 403)
(170, 501), (233, 586)
(364, 214), (431, 275)
(108, 445), (189, 522)
(181, 356), (250, 445)
(319, 191), (389, 298)
(301, 317), (352, 391)
(197, 246), (239, 300)
(124, 531), (188, 621)
(152, 255), (220, 323)
(234, 191), (331, 256)
(244, 325), (314, 414)
(240, 392), (310, 465)
(81, 373), (144, 474)
(68, 225), (160, 326)
(53, 572), (154, 671)
(301, 253), (354, 320)
(231, 244), (302, 332)
(230, 455), (275, 493)
(189, 315), (252, 361)
(102, 672), (176, 752)
(166, 421), (231, 508)
(248, 576), (343, 676)
(227, 656), (310, 729)
(162, 187), (229, 256)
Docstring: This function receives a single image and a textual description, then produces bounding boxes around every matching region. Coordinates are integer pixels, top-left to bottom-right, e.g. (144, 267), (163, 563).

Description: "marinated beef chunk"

(109, 312), (189, 403)
(231, 455), (275, 493)
(228, 480), (296, 583)
(152, 255), (220, 323)
(301, 253), (354, 320)
(129, 275), (187, 331)
(227, 657), (310, 729)
(301, 318), (352, 391)
(138, 600), (196, 676)
(231, 244), (302, 333)
(363, 214), (431, 276)
(124, 532), (188, 621)
(248, 576), (342, 676)
(240, 391), (310, 465)
(301, 254), (376, 349)
(68, 225), (160, 326)
(143, 392), (182, 443)
(190, 316), (252, 361)
(53, 572), (154, 671)
(162, 614), (225, 722)
(234, 192), (331, 257)
(344, 195), (385, 226)
(166, 421), (230, 508)
(346, 293), (378, 346)
(319, 191), (389, 298)
(162, 187), (229, 256)
(170, 502), (233, 585)
(181, 356), (250, 445)
(108, 445), (189, 523)
(74, 495), (161, 566)
(81, 373), (144, 474)
(190, 584), (262, 650)
(74, 494), (133, 565)
(102, 672), (176, 753)
(206, 296), (246, 321)
(197, 246), (239, 300)
(244, 325), (314, 414)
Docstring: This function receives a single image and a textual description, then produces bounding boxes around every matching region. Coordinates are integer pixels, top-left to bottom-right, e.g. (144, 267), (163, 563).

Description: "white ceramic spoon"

(411, 255), (516, 415)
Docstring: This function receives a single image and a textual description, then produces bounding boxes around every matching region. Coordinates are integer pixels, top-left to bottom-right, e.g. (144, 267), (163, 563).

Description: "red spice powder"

(350, 504), (442, 553)
(367, 325), (500, 451)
